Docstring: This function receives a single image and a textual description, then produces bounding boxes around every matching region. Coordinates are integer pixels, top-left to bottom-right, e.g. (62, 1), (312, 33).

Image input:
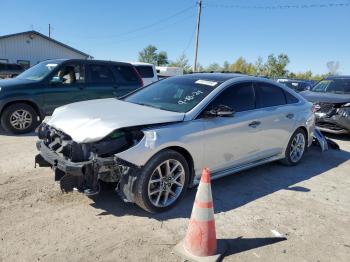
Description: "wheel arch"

(161, 146), (196, 187)
(0, 100), (43, 120)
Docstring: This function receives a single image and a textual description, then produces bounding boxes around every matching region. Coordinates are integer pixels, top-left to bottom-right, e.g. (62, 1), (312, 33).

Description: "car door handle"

(286, 113), (294, 119)
(249, 121), (261, 128)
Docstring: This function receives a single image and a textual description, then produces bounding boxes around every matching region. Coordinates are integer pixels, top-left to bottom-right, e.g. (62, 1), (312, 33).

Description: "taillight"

(132, 66), (144, 87)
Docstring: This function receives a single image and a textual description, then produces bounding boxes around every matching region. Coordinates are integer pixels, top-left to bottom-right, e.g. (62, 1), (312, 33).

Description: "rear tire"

(134, 150), (190, 213)
(0, 103), (40, 134)
(281, 128), (307, 166)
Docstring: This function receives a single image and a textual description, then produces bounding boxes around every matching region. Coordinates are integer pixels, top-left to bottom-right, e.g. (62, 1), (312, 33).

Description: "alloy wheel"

(147, 159), (186, 207)
(10, 109), (32, 130)
(290, 133), (305, 163)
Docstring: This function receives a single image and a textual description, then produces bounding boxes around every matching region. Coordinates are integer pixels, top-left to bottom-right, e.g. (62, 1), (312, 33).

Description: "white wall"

(0, 33), (88, 67)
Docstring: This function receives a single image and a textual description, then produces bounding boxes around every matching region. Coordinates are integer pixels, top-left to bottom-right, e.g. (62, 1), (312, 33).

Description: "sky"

(1, 0), (349, 75)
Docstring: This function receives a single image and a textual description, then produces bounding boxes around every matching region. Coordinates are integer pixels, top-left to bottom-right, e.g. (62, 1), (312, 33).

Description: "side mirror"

(205, 105), (234, 117)
(50, 76), (63, 85)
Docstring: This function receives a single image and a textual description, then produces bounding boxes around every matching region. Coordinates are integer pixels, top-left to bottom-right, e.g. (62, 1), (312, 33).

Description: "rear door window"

(113, 65), (140, 85)
(284, 91), (299, 104)
(88, 64), (115, 83)
(208, 82), (255, 112)
(135, 65), (154, 78)
(254, 82), (287, 108)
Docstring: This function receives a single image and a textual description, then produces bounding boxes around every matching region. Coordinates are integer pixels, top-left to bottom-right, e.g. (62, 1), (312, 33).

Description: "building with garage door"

(0, 30), (92, 69)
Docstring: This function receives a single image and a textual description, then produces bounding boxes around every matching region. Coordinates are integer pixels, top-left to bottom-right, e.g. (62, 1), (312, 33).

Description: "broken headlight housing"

(338, 103), (350, 117)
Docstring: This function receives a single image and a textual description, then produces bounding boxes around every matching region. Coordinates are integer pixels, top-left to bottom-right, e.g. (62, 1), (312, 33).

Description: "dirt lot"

(0, 130), (349, 262)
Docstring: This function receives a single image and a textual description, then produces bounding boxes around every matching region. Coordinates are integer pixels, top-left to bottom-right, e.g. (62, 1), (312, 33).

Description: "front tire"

(0, 103), (39, 134)
(281, 128), (307, 166)
(134, 150), (190, 213)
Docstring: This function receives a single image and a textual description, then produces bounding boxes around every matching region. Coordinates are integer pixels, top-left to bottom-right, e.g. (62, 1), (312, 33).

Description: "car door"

(111, 65), (142, 97)
(42, 62), (86, 115)
(84, 63), (117, 99)
(252, 81), (298, 158)
(200, 81), (263, 173)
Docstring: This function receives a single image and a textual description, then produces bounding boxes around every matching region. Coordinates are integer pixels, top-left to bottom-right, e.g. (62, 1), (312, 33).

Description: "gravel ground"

(0, 130), (349, 262)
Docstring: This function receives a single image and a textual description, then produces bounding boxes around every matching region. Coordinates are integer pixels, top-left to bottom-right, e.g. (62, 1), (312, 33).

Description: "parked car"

(0, 59), (143, 134)
(0, 63), (24, 79)
(156, 66), (183, 80)
(131, 62), (158, 86)
(35, 73), (315, 212)
(276, 78), (313, 92)
(300, 76), (350, 134)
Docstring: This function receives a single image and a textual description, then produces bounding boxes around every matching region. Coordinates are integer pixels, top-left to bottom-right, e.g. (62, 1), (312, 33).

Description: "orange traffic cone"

(173, 168), (226, 262)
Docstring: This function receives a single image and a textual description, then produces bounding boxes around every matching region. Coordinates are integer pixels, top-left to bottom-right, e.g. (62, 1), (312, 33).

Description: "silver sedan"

(35, 73), (315, 212)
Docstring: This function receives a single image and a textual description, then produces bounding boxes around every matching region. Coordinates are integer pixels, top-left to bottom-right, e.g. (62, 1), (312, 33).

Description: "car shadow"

(325, 133), (350, 142)
(90, 146), (350, 220)
(0, 126), (36, 137)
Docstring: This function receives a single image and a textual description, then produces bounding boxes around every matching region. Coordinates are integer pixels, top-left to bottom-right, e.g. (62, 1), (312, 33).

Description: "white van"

(156, 66), (183, 80)
(130, 62), (158, 86)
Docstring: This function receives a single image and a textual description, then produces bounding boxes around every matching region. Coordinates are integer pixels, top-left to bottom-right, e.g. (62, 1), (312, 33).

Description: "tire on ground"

(0, 103), (40, 134)
(281, 127), (307, 166)
(134, 149), (190, 213)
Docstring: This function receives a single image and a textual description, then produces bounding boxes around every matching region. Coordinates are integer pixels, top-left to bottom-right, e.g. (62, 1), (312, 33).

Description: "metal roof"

(0, 30), (92, 58)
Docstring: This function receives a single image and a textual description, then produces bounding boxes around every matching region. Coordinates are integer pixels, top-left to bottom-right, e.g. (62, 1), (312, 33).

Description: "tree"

(138, 45), (158, 64)
(206, 63), (222, 72)
(223, 61), (230, 71)
(138, 45), (169, 66)
(326, 61), (340, 75)
(265, 54), (290, 77)
(157, 51), (168, 66)
(169, 54), (192, 73)
(229, 57), (256, 75)
(255, 56), (266, 76)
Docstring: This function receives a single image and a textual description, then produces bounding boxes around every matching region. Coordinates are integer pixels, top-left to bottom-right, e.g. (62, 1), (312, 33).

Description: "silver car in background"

(35, 73), (315, 213)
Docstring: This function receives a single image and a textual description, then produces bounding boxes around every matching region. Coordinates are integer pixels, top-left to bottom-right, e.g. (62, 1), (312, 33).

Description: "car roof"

(326, 75), (350, 80)
(181, 73), (245, 82)
(41, 59), (133, 66)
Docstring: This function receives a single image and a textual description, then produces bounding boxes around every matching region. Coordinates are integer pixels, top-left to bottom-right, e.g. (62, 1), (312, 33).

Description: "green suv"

(0, 59), (143, 134)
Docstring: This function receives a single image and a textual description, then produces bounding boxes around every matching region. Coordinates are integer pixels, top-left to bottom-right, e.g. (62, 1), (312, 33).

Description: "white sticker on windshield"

(195, 79), (218, 87)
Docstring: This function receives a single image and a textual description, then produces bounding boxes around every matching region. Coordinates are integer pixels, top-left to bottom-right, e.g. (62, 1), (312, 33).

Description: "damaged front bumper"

(35, 141), (141, 202)
(315, 108), (350, 134)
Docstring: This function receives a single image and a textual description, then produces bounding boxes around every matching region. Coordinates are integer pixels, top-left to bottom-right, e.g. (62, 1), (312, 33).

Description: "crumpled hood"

(300, 90), (350, 104)
(47, 98), (185, 143)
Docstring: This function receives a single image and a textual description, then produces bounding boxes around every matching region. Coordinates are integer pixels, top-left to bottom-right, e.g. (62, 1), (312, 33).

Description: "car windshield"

(16, 61), (59, 81)
(312, 79), (350, 94)
(124, 77), (220, 113)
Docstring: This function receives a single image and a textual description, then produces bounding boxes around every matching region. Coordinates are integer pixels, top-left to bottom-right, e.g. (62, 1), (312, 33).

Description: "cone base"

(173, 239), (227, 262)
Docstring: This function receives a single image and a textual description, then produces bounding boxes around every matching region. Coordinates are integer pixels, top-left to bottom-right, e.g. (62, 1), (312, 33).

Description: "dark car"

(0, 63), (24, 79)
(276, 78), (313, 92)
(0, 59), (143, 134)
(300, 76), (350, 134)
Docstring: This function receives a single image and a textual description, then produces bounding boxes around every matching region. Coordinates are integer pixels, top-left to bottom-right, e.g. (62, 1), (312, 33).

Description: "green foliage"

(138, 45), (168, 66)
(138, 45), (334, 79)
(168, 54), (192, 73)
(265, 54), (290, 77)
(206, 63), (222, 72)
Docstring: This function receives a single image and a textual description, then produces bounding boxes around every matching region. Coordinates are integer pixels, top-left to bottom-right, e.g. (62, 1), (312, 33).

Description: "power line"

(204, 1), (350, 10)
(84, 5), (195, 40)
(93, 14), (195, 47)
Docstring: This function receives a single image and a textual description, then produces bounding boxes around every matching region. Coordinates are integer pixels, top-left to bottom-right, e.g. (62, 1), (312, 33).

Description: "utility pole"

(193, 0), (202, 72)
(49, 24), (51, 38)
